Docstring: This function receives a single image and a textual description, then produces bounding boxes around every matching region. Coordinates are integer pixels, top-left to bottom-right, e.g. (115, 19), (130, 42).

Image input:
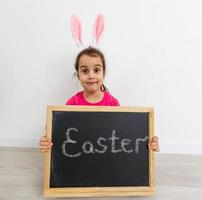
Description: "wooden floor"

(0, 147), (202, 200)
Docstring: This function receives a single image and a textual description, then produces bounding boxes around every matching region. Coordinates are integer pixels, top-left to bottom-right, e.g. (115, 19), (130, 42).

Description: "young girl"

(39, 47), (159, 152)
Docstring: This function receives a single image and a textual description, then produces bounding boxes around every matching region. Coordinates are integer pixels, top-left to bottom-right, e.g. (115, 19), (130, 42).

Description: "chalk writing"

(62, 127), (148, 158)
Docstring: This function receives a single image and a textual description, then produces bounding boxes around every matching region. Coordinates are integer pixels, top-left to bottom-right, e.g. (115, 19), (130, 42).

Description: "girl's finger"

(149, 142), (159, 146)
(40, 146), (51, 150)
(40, 145), (51, 149)
(150, 136), (159, 142)
(40, 141), (52, 145)
(40, 142), (52, 146)
(40, 137), (51, 142)
(148, 144), (159, 151)
(151, 145), (159, 149)
(150, 145), (159, 148)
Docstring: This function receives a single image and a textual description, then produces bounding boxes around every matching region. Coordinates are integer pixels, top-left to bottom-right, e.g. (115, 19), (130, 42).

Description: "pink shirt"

(65, 91), (120, 106)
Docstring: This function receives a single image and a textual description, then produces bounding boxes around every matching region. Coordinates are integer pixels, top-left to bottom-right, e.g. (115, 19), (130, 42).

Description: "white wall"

(1, 0), (202, 154)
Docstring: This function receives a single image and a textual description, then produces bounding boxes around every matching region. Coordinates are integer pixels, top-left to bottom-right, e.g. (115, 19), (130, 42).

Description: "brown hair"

(74, 47), (108, 91)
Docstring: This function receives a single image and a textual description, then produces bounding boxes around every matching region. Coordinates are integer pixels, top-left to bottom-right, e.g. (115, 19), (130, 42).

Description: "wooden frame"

(44, 106), (155, 197)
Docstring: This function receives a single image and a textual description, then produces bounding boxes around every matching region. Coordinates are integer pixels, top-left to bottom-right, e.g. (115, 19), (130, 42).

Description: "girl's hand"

(148, 136), (159, 152)
(39, 135), (53, 153)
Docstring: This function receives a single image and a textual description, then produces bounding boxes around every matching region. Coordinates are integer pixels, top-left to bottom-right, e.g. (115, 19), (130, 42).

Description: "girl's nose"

(88, 71), (95, 79)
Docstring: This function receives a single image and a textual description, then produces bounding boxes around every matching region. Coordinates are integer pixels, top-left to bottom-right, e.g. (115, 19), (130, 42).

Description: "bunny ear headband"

(71, 14), (105, 48)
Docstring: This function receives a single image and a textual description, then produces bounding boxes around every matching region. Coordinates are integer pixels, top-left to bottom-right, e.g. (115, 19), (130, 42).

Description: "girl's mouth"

(87, 82), (97, 84)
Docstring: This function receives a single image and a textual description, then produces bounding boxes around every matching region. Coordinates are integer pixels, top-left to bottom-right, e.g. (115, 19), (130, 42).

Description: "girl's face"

(78, 54), (104, 94)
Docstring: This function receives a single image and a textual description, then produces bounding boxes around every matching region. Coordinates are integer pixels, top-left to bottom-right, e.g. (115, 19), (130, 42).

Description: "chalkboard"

(44, 106), (154, 197)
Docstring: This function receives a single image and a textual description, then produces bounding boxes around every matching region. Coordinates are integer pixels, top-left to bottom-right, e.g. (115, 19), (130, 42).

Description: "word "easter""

(62, 127), (148, 158)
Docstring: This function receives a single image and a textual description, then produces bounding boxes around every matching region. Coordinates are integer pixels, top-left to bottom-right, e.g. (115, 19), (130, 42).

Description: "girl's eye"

(81, 69), (88, 74)
(94, 68), (101, 73)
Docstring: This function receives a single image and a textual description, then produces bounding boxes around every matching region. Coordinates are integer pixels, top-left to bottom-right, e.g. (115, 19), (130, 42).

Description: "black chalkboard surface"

(44, 106), (154, 197)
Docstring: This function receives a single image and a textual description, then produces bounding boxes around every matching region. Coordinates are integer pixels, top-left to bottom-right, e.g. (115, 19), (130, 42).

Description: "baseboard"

(0, 137), (39, 148)
(160, 143), (202, 155)
(0, 137), (202, 155)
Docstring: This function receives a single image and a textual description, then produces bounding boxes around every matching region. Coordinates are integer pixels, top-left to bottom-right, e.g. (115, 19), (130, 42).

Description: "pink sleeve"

(65, 97), (75, 105)
(114, 98), (120, 106)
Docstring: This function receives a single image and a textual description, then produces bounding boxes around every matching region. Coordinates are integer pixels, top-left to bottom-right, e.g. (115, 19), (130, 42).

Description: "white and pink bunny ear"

(92, 14), (105, 45)
(71, 15), (83, 47)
